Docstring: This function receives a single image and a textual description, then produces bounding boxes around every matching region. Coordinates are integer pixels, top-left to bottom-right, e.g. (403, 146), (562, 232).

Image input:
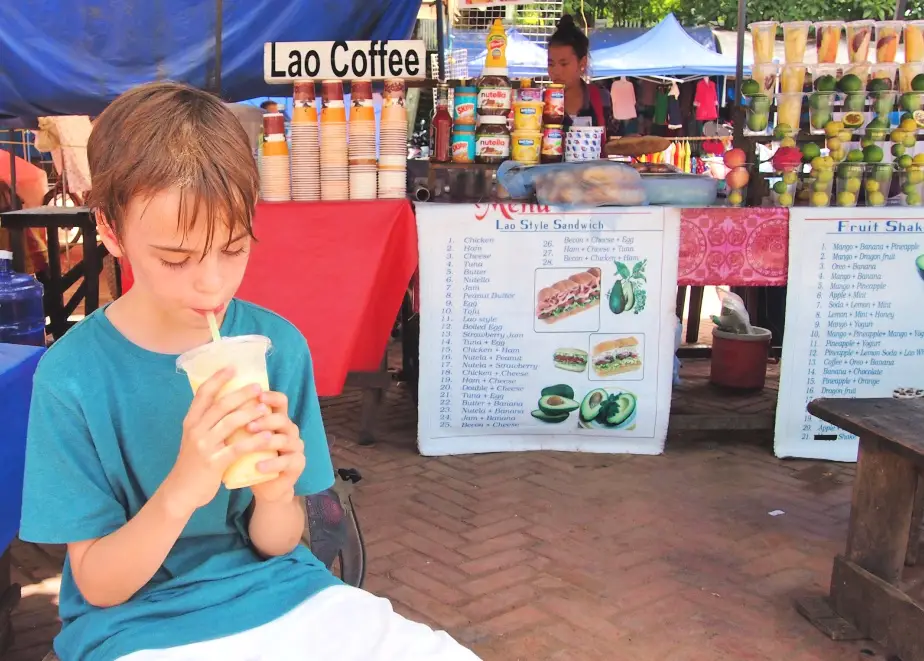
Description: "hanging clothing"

(637, 80), (658, 107)
(609, 78), (637, 120)
(653, 89), (669, 125)
(667, 83), (683, 129)
(693, 79), (719, 122)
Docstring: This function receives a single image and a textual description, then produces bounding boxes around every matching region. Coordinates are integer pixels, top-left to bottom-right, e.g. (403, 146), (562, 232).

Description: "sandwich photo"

(592, 337), (642, 377)
(536, 267), (601, 324)
(553, 348), (588, 373)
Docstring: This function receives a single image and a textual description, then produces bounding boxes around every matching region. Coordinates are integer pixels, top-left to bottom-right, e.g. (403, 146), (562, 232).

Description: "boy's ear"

(95, 210), (124, 259)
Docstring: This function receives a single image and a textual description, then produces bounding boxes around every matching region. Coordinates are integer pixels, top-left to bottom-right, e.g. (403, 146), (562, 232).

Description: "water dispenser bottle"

(0, 250), (45, 347)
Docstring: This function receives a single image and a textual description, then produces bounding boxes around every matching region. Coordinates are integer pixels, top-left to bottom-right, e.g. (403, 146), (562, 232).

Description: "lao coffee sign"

(264, 40), (426, 82)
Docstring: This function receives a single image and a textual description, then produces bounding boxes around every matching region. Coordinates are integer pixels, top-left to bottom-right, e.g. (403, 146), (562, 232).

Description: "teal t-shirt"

(19, 299), (341, 661)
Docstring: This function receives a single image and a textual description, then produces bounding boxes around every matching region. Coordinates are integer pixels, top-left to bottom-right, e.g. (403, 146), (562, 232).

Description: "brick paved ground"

(6, 356), (880, 661)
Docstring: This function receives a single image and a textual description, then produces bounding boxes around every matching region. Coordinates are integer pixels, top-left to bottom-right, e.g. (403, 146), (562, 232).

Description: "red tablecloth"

(237, 200), (417, 395)
(679, 207), (789, 286)
(121, 200), (418, 396)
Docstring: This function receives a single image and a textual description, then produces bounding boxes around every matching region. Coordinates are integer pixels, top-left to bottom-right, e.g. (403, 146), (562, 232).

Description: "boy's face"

(102, 187), (251, 329)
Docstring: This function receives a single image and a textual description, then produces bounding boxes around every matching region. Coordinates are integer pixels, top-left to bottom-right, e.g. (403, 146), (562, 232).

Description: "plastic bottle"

(0, 250), (45, 347)
(430, 84), (453, 163)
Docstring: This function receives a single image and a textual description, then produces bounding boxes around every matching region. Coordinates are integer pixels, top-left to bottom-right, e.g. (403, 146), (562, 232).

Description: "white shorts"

(118, 585), (480, 661)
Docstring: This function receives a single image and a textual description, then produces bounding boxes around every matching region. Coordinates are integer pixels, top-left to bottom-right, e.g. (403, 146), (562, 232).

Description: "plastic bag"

(711, 287), (752, 334)
(497, 160), (647, 209)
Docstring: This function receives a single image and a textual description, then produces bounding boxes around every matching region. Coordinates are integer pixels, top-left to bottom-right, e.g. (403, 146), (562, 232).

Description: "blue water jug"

(0, 250), (45, 347)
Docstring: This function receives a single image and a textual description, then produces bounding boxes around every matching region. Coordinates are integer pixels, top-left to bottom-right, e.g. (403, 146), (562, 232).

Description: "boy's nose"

(193, 259), (223, 295)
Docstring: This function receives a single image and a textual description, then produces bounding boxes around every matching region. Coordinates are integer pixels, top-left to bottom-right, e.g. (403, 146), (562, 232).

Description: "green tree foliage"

(558, 0), (924, 29)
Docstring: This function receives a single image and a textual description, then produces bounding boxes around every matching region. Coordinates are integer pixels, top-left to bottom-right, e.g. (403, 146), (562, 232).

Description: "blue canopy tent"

(467, 28), (547, 78)
(0, 0), (422, 123)
(589, 25), (718, 52)
(591, 13), (744, 79)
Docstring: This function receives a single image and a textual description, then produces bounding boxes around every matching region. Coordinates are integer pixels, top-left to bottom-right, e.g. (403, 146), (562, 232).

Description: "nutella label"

(477, 87), (513, 113)
(476, 134), (511, 158)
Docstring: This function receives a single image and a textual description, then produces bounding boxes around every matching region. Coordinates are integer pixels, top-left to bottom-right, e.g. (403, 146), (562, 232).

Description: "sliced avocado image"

(608, 283), (626, 314)
(538, 394), (579, 415)
(531, 409), (569, 423)
(541, 384), (575, 400)
(579, 388), (609, 422)
(604, 392), (638, 427)
(916, 254), (924, 281)
(621, 280), (635, 312)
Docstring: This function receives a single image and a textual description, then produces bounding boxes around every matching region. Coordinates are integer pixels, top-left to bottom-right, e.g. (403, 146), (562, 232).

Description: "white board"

(416, 203), (680, 456)
(775, 207), (924, 461)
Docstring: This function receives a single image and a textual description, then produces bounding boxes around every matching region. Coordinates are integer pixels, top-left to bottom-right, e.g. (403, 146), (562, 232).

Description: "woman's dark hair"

(549, 14), (589, 60)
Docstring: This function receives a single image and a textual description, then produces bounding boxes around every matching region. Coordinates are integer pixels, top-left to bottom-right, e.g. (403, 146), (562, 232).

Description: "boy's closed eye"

(158, 246), (249, 269)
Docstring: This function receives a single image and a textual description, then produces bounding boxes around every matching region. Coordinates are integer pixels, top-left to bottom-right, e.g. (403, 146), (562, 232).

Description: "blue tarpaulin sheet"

(0, 0), (422, 122)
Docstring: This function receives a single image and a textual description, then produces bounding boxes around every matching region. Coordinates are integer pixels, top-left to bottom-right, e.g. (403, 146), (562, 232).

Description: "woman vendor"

(547, 14), (620, 141)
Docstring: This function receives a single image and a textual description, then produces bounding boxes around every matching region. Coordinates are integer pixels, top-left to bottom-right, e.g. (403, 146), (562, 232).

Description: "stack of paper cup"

(378, 78), (408, 199)
(349, 80), (377, 200)
(320, 80), (349, 201)
(564, 127), (605, 162)
(290, 81), (320, 201)
(260, 112), (290, 201)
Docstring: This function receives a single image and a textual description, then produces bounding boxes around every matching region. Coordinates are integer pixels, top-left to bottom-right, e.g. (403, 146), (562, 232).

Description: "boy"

(19, 82), (479, 661)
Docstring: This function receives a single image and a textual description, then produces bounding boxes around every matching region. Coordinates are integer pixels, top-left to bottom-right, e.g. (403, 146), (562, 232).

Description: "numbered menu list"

(777, 212), (924, 460)
(437, 235), (534, 431)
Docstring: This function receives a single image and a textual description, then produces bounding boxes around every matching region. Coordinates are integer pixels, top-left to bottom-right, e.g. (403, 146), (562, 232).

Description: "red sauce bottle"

(430, 84), (453, 163)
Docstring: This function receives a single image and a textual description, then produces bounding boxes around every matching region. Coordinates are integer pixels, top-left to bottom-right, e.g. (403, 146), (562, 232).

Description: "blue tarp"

(592, 14), (743, 78)
(0, 0), (422, 122)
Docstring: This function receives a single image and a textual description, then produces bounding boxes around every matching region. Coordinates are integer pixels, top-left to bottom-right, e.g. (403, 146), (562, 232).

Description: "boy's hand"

(165, 368), (273, 515)
(247, 391), (306, 503)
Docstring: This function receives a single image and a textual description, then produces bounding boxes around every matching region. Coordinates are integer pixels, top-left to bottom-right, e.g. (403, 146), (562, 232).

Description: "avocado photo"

(541, 384), (575, 400)
(916, 254), (924, 281)
(538, 394), (579, 415)
(604, 393), (637, 427)
(579, 388), (609, 422)
(531, 409), (570, 423)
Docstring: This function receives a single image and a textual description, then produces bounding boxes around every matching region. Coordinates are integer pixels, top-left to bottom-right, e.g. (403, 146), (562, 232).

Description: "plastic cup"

(875, 21), (902, 63)
(776, 93), (804, 133)
(870, 63), (898, 91)
(771, 174), (797, 207)
(846, 20), (874, 63)
(808, 92), (837, 134)
(869, 90), (897, 123)
(745, 94), (772, 136)
(749, 21), (778, 64)
(176, 335), (279, 490)
(900, 165), (924, 206)
(781, 64), (808, 94)
(815, 21), (844, 64)
(836, 162), (863, 206)
(805, 174), (833, 207)
(864, 163), (893, 206)
(782, 22), (811, 63)
(906, 21), (924, 63)
(751, 63), (779, 95)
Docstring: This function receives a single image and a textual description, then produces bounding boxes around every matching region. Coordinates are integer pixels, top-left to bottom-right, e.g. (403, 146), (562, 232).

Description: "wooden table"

(796, 398), (924, 661)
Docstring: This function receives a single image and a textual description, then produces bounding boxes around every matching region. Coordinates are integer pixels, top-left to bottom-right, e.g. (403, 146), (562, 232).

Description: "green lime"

(868, 78), (891, 93)
(839, 74), (863, 93)
(863, 145), (884, 163)
(802, 142), (822, 162)
(773, 180), (788, 195)
(811, 111), (832, 130)
(900, 154), (914, 169)
(894, 144), (907, 158)
(902, 92), (923, 112)
(741, 79), (761, 96)
(815, 75), (838, 92)
(847, 149), (865, 163)
(913, 73), (924, 92)
(747, 112), (769, 132)
(908, 193), (922, 206)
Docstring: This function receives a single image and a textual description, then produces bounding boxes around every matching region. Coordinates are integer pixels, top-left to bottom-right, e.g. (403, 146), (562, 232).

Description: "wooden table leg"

(685, 286), (704, 344)
(846, 437), (917, 584)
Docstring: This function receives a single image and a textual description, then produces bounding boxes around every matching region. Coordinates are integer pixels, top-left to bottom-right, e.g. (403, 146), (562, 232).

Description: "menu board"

(775, 208), (924, 461)
(416, 203), (680, 456)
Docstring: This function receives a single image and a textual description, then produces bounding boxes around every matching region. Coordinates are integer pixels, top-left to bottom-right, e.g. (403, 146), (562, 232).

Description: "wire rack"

(452, 1), (563, 40)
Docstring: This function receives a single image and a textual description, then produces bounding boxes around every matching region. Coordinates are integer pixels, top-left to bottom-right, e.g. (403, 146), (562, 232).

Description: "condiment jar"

(453, 86), (477, 126)
(452, 125), (476, 164)
(476, 115), (511, 164)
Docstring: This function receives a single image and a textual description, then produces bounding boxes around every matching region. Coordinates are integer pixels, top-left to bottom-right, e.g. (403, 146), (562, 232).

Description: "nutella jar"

(543, 84), (565, 125)
(476, 115), (511, 164)
(541, 125), (564, 163)
(477, 69), (513, 118)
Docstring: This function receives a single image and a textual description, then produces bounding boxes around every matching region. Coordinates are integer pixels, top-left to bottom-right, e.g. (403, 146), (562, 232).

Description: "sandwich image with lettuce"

(553, 348), (588, 372)
(591, 337), (642, 377)
(536, 268), (601, 323)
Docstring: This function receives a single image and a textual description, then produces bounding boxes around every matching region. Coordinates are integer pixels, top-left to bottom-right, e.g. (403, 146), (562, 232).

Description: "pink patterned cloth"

(679, 208), (789, 286)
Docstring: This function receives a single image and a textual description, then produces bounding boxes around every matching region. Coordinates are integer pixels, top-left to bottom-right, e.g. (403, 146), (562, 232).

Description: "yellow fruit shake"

(906, 21), (924, 63)
(777, 93), (803, 134)
(875, 21), (902, 63)
(814, 21), (843, 64)
(782, 22), (811, 63)
(781, 64), (807, 94)
(752, 63), (779, 95)
(177, 335), (279, 490)
(749, 22), (778, 64)
(846, 20), (874, 63)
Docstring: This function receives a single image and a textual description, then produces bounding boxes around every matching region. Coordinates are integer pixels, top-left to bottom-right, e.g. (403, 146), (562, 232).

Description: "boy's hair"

(87, 81), (259, 254)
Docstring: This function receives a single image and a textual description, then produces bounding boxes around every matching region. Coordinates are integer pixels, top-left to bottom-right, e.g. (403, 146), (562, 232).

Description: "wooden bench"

(795, 398), (924, 661)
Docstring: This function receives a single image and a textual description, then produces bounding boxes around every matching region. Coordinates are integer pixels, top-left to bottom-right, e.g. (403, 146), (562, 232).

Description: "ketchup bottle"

(430, 84), (453, 163)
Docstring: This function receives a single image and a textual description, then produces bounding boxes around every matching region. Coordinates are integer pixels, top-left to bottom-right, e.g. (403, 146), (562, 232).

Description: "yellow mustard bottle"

(485, 18), (508, 70)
